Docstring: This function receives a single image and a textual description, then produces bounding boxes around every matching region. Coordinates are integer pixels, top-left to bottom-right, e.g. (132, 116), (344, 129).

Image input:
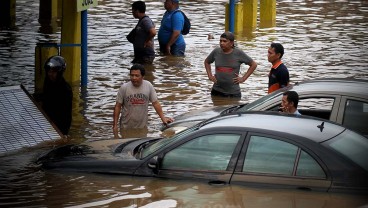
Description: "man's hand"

(113, 125), (120, 139)
(233, 73), (246, 84)
(162, 117), (174, 126)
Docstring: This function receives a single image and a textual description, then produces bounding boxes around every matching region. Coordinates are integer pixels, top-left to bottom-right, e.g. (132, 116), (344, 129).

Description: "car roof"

(290, 78), (368, 98)
(199, 112), (346, 143)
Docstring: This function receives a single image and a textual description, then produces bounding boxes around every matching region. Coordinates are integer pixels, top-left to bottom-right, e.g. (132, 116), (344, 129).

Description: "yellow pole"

(0, 0), (16, 28)
(38, 0), (58, 26)
(225, 3), (244, 34)
(34, 44), (59, 94)
(242, 0), (257, 32)
(260, 0), (276, 28)
(60, 0), (81, 86)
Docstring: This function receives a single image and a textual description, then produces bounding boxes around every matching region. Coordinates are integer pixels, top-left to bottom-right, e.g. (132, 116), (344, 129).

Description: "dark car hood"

(37, 137), (160, 174)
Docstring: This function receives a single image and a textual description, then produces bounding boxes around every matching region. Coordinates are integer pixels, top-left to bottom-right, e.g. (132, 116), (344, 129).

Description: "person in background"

(158, 0), (186, 56)
(268, 42), (289, 94)
(204, 31), (257, 98)
(281, 91), (301, 115)
(113, 64), (173, 139)
(41, 56), (73, 135)
(130, 1), (156, 64)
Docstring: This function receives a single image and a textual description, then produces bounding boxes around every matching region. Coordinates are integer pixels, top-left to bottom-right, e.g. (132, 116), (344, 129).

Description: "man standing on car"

(158, 0), (186, 56)
(113, 64), (173, 138)
(268, 42), (289, 94)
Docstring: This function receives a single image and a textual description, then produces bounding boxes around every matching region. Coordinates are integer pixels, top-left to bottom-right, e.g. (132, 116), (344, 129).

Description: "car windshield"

(141, 124), (199, 158)
(237, 90), (283, 112)
(323, 129), (368, 171)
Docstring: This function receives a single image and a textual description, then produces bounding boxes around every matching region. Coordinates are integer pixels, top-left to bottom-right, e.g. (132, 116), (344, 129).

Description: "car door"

(156, 131), (245, 185)
(230, 133), (331, 191)
(336, 97), (368, 136)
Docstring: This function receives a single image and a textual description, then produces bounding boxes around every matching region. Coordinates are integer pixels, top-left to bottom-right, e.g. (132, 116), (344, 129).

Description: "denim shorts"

(160, 43), (186, 56)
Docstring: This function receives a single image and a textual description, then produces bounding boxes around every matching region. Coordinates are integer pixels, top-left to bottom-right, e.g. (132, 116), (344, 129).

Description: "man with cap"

(204, 31), (257, 98)
(158, 0), (186, 56)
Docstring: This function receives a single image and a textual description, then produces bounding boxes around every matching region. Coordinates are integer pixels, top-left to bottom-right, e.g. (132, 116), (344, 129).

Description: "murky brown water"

(1, 0), (368, 207)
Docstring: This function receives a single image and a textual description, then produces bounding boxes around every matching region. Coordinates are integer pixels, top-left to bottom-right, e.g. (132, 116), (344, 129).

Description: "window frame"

(154, 128), (247, 182)
(235, 132), (328, 179)
(336, 96), (368, 136)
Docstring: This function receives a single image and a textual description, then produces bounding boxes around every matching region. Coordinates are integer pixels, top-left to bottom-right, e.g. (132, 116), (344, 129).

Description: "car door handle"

(297, 186), (312, 191)
(208, 180), (227, 186)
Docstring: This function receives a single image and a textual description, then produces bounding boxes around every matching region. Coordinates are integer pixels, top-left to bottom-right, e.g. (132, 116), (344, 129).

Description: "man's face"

(268, 47), (280, 64)
(47, 69), (59, 82)
(281, 95), (292, 113)
(130, 69), (143, 87)
(132, 9), (138, 19)
(220, 38), (233, 51)
(164, 0), (174, 10)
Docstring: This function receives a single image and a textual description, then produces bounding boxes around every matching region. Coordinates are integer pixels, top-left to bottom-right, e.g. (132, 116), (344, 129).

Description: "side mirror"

(148, 156), (158, 170)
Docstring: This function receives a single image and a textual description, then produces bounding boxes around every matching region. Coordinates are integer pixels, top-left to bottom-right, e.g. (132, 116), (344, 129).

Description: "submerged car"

(162, 78), (368, 136)
(38, 112), (368, 194)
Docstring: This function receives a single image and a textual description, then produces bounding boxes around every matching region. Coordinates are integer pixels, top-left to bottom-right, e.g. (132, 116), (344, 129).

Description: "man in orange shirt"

(268, 43), (289, 94)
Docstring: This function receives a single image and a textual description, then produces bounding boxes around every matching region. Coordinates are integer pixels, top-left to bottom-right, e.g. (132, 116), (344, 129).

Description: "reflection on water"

(1, 0), (368, 207)
(4, 171), (366, 208)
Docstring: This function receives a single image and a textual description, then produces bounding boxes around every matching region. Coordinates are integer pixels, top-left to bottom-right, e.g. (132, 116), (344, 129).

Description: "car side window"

(342, 100), (368, 135)
(296, 151), (326, 178)
(297, 98), (334, 119)
(267, 97), (335, 120)
(162, 134), (241, 171)
(243, 136), (325, 178)
(243, 136), (297, 175)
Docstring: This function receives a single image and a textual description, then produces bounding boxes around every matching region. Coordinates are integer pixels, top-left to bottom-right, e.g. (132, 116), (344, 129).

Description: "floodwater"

(1, 0), (368, 207)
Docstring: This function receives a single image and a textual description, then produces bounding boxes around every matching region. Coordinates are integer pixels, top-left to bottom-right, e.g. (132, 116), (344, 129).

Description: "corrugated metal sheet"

(0, 85), (61, 154)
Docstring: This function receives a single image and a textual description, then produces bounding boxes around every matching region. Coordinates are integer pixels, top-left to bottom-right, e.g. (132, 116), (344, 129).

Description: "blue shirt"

(158, 10), (185, 46)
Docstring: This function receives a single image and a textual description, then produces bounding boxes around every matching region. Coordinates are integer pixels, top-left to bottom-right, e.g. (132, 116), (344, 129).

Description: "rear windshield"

(323, 130), (368, 171)
(238, 91), (283, 112)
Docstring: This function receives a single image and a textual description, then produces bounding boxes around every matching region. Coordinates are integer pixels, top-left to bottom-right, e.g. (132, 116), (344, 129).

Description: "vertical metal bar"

(229, 0), (235, 32)
(81, 10), (88, 86)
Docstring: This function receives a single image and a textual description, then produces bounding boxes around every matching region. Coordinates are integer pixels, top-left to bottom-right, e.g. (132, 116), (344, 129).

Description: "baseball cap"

(220, 31), (235, 41)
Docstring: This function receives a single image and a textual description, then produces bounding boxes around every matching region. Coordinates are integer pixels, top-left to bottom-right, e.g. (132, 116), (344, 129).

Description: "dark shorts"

(132, 56), (155, 64)
(211, 88), (241, 98)
(160, 43), (186, 56)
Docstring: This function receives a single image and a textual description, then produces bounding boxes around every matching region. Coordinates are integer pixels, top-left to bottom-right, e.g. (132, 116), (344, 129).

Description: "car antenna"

(317, 121), (325, 132)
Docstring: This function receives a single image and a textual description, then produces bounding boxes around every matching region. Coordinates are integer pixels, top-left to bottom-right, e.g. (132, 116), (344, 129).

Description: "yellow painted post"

(260, 0), (276, 28)
(38, 0), (58, 26)
(242, 0), (257, 31)
(0, 0), (16, 28)
(57, 0), (62, 22)
(61, 0), (81, 85)
(34, 44), (59, 94)
(225, 3), (243, 34)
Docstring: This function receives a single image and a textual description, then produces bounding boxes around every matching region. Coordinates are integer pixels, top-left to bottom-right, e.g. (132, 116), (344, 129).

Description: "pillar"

(61, 0), (81, 85)
(0, 0), (16, 29)
(39, 0), (58, 26)
(243, 0), (257, 31)
(260, 0), (276, 28)
(34, 43), (59, 94)
(225, 3), (243, 34)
